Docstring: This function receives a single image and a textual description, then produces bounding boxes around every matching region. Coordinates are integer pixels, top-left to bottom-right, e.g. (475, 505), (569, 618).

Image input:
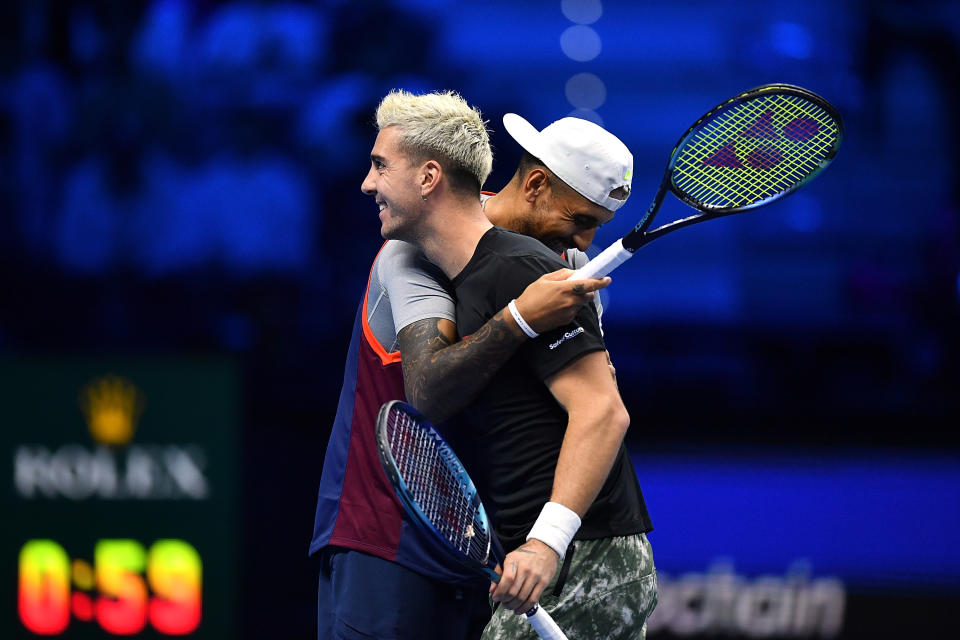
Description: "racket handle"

(569, 238), (634, 280)
(525, 604), (569, 640)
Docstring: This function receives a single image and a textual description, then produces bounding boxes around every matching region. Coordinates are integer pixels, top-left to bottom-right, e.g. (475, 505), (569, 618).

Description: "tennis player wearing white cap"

(481, 113), (633, 259)
(444, 113), (658, 640)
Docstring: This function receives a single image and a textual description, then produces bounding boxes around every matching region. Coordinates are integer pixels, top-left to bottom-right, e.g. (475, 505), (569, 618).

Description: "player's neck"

(481, 185), (528, 234)
(417, 197), (493, 280)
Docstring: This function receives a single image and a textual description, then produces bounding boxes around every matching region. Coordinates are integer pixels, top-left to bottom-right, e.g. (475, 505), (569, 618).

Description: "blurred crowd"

(0, 0), (453, 356)
(1, 0), (439, 278)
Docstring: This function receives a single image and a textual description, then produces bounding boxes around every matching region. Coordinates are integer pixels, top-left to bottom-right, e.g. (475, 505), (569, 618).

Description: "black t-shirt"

(450, 226), (652, 552)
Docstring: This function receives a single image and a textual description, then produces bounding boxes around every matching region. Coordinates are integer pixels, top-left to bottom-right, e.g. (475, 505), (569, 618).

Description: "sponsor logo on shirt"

(548, 326), (584, 350)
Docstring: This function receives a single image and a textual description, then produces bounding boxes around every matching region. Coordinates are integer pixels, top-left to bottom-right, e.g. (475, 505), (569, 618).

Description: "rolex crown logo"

(79, 375), (145, 446)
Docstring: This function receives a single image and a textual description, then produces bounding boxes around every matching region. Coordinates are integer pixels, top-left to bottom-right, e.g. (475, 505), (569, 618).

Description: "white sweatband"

(526, 501), (581, 558)
(507, 299), (538, 339)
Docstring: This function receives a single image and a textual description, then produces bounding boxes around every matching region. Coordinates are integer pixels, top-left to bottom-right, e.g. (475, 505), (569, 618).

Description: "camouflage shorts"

(482, 533), (657, 640)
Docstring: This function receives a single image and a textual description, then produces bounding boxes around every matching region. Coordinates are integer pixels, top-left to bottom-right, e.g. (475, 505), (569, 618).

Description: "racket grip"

(569, 239), (633, 280)
(525, 604), (569, 640)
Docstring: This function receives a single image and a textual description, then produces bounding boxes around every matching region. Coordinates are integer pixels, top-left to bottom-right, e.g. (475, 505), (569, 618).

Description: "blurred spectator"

(9, 60), (72, 257)
(58, 121), (315, 277)
(131, 0), (193, 78)
(194, 1), (326, 74)
(327, 0), (433, 78)
(129, 142), (315, 277)
(296, 72), (376, 171)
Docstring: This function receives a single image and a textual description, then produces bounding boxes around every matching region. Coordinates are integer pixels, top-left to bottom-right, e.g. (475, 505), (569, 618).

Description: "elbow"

(418, 402), (447, 425)
(402, 377), (422, 407)
(404, 386), (430, 417)
(403, 384), (447, 424)
(587, 399), (629, 440)
(402, 367), (430, 416)
(611, 403), (630, 438)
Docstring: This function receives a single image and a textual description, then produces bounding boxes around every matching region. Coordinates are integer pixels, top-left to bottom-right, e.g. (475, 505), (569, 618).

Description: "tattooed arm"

(399, 311), (524, 424)
(399, 269), (610, 423)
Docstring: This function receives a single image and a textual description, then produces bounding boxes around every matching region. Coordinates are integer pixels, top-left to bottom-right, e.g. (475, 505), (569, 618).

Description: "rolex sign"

(0, 358), (239, 639)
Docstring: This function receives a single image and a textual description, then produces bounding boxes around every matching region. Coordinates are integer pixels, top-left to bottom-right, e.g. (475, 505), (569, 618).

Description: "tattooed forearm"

(399, 310), (527, 424)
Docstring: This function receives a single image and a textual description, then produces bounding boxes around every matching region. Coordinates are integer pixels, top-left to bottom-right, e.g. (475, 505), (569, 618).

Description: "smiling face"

(360, 126), (425, 240)
(519, 180), (616, 254)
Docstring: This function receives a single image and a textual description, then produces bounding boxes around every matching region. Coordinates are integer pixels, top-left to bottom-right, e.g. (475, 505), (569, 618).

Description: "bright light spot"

(560, 25), (601, 62)
(561, 0), (603, 25)
(565, 72), (606, 110)
(771, 21), (813, 59)
(567, 108), (603, 126)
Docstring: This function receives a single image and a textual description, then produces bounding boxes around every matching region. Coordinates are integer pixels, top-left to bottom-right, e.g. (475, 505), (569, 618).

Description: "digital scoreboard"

(1, 358), (239, 638)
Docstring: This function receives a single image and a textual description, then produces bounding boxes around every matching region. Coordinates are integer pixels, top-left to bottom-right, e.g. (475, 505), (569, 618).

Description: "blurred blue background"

(1, 0), (958, 638)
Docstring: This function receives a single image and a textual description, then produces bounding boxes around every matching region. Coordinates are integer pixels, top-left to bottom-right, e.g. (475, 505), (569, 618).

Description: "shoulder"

(375, 239), (423, 270)
(454, 228), (564, 301)
(374, 240), (446, 285)
(483, 227), (566, 267)
(564, 248), (590, 269)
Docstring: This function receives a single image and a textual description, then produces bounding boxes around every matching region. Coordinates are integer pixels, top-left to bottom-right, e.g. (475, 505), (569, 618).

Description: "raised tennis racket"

(375, 400), (568, 640)
(570, 83), (844, 280)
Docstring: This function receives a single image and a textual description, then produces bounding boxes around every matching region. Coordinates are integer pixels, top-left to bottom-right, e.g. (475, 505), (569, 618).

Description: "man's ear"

(419, 160), (442, 198)
(521, 168), (548, 204)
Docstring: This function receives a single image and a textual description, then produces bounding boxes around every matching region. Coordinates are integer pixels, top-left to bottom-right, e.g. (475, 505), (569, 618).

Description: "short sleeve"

(523, 301), (605, 381)
(494, 253), (606, 382)
(368, 241), (455, 349)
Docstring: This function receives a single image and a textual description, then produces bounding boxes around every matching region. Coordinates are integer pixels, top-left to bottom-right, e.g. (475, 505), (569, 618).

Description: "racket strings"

(673, 93), (840, 208)
(742, 95), (838, 190)
(681, 97), (828, 204)
(683, 95), (838, 204)
(684, 95), (830, 201)
(387, 409), (490, 563)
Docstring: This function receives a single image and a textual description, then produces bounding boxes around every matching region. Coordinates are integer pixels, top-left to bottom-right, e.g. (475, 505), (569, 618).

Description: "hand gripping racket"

(376, 400), (568, 640)
(571, 83), (844, 280)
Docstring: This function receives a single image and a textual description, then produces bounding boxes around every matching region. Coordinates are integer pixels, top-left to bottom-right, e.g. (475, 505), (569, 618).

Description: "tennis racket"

(375, 400), (568, 640)
(570, 83), (844, 280)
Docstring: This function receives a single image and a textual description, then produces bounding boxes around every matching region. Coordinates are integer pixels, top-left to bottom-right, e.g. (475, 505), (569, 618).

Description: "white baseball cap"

(502, 113), (633, 212)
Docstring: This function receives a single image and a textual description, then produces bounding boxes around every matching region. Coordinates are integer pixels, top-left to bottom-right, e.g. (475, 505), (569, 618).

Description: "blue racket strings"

(387, 408), (491, 565)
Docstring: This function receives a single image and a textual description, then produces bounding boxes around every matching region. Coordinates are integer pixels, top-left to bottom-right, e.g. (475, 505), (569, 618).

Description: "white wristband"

(507, 299), (539, 339)
(526, 501), (581, 558)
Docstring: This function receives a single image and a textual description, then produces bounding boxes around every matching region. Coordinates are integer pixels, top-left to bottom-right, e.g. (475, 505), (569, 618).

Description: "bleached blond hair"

(375, 89), (493, 193)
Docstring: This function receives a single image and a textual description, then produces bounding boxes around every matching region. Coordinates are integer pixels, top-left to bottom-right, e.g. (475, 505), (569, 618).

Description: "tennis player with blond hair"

(310, 89), (655, 639)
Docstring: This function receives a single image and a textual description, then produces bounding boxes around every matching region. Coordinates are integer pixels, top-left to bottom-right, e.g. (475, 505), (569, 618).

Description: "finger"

(566, 290), (595, 308)
(501, 581), (529, 613)
(490, 563), (502, 594)
(515, 567), (550, 614)
(498, 563), (529, 610)
(504, 564), (543, 614)
(510, 579), (539, 615)
(491, 561), (518, 601)
(572, 276), (611, 294)
(526, 578), (549, 611)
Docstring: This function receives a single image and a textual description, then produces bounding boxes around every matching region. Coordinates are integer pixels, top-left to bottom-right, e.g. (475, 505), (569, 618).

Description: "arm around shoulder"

(398, 310), (527, 424)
